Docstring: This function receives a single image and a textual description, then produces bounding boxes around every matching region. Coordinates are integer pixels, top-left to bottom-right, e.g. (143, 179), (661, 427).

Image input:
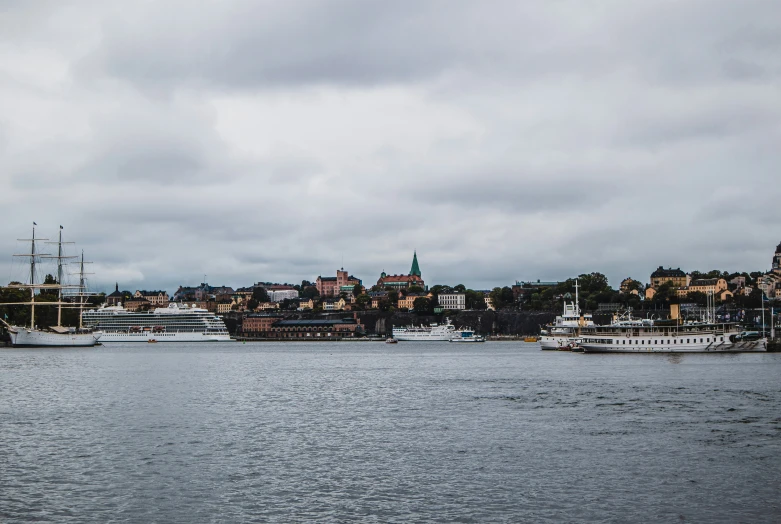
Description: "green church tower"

(409, 251), (421, 277)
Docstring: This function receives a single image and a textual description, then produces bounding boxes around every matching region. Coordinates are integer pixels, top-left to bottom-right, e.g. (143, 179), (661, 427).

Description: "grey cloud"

(1, 0), (780, 294)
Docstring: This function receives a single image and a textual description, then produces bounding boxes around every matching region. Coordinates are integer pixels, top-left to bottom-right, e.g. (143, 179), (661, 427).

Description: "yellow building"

(398, 293), (430, 310)
(688, 278), (727, 294)
(298, 298), (314, 310)
(650, 267), (689, 288)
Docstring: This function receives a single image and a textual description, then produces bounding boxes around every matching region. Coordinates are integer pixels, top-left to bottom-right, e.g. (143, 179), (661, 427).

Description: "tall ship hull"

(8, 327), (101, 347)
(82, 303), (231, 343)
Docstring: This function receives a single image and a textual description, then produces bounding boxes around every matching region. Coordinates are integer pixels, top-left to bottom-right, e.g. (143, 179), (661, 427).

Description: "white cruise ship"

(392, 318), (458, 341)
(82, 303), (231, 342)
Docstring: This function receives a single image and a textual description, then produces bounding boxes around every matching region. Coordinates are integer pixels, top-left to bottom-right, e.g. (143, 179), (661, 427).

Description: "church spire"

(409, 251), (421, 277)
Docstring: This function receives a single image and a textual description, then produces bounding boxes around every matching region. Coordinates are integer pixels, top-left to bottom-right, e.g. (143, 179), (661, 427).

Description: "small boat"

(385, 337), (398, 344)
(524, 336), (538, 342)
(148, 339), (157, 343)
(450, 329), (485, 343)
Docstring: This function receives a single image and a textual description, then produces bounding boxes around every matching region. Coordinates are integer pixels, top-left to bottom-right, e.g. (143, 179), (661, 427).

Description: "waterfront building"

(438, 293), (466, 310)
(485, 295), (494, 310)
(243, 318), (363, 339)
(650, 267), (689, 288)
(123, 297), (151, 311)
(676, 278), (728, 298)
(376, 252), (425, 290)
(619, 278), (641, 295)
(398, 293), (429, 310)
(241, 314), (284, 335)
(316, 269), (361, 298)
(216, 302), (233, 314)
(106, 284), (125, 306)
(323, 297), (347, 311)
(134, 290), (169, 307)
(266, 286), (299, 302)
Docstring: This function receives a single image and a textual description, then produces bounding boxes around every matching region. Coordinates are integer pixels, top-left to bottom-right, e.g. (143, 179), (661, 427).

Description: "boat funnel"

(670, 303), (680, 321)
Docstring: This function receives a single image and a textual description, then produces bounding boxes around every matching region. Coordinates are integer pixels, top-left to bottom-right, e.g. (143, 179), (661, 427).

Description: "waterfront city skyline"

(1, 1), (779, 293)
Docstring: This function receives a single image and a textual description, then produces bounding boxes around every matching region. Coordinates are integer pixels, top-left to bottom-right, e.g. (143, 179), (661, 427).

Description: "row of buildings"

(635, 242), (781, 301)
(106, 243), (781, 314)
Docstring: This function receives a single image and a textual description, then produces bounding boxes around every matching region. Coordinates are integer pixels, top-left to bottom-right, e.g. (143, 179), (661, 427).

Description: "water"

(1, 342), (780, 523)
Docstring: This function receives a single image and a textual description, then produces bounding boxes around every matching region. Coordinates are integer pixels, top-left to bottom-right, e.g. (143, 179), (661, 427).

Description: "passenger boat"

(82, 303), (230, 342)
(578, 306), (765, 353)
(392, 318), (457, 341)
(539, 280), (594, 350)
(450, 329), (485, 343)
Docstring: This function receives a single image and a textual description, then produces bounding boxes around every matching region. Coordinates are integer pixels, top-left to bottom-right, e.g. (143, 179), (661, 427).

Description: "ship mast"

(14, 223), (51, 329)
(44, 226), (76, 327)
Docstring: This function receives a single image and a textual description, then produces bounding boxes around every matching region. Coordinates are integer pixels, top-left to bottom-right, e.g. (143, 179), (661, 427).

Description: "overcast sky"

(1, 0), (779, 293)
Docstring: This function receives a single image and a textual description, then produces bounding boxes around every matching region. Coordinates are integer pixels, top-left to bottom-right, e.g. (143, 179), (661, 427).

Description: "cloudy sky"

(1, 0), (779, 293)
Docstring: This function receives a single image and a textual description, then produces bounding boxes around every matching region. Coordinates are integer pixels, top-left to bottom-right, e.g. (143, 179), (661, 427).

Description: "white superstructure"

(578, 319), (764, 353)
(82, 303), (231, 342)
(450, 329), (485, 343)
(539, 281), (594, 350)
(392, 318), (458, 341)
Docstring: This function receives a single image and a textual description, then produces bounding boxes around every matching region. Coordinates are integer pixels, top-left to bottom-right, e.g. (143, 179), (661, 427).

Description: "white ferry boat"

(539, 281), (594, 350)
(578, 307), (764, 353)
(450, 329), (485, 343)
(392, 318), (457, 341)
(81, 303), (231, 342)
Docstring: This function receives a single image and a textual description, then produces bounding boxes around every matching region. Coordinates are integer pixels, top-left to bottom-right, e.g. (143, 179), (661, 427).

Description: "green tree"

(301, 286), (319, 299)
(465, 289), (486, 310)
(453, 284), (466, 293)
(413, 297), (432, 314)
(408, 285), (424, 294)
(356, 294), (371, 310)
(352, 284), (364, 296)
(489, 287), (504, 310)
(252, 287), (270, 303)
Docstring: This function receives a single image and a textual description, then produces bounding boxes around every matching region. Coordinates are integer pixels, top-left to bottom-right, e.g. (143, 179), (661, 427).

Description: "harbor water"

(2, 342), (780, 522)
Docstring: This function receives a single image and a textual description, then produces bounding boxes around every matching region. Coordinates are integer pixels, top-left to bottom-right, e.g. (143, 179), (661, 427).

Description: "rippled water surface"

(2, 342), (780, 523)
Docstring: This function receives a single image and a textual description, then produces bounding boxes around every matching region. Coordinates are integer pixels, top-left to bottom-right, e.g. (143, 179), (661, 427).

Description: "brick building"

(316, 269), (361, 297)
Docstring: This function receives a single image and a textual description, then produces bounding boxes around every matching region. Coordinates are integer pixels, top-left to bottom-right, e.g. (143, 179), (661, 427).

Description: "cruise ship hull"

(8, 328), (101, 347)
(97, 332), (232, 342)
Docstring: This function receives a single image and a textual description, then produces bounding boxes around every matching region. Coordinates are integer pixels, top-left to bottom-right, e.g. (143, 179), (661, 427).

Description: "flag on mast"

(33, 222), (37, 225)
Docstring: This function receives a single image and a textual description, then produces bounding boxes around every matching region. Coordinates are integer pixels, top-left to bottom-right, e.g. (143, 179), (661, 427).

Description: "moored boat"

(392, 318), (457, 341)
(450, 329), (485, 343)
(0, 224), (101, 348)
(578, 306), (764, 353)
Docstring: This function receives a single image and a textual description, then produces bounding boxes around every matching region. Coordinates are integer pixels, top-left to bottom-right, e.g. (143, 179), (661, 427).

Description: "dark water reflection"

(1, 342), (780, 522)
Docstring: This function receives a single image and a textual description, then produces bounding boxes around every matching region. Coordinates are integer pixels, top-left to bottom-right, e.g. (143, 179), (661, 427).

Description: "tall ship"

(81, 303), (231, 342)
(578, 305), (765, 353)
(0, 224), (101, 347)
(539, 280), (594, 350)
(392, 318), (458, 341)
